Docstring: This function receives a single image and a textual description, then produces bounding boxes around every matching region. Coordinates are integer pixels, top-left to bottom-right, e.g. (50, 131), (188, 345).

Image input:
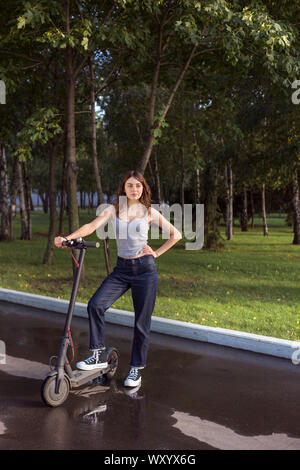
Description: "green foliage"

(13, 107), (62, 162)
(2, 0), (300, 226)
(152, 111), (169, 144)
(240, 3), (299, 85)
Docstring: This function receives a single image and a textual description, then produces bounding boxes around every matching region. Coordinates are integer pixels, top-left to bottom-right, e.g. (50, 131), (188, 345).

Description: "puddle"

(0, 420), (7, 435)
(172, 410), (300, 450)
(0, 355), (49, 380)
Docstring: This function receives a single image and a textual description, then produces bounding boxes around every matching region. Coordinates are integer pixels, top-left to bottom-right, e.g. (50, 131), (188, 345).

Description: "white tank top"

(113, 215), (149, 257)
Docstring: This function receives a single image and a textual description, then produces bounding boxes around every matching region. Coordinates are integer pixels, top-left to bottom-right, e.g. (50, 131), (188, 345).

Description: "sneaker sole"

(124, 377), (141, 387)
(76, 362), (108, 371)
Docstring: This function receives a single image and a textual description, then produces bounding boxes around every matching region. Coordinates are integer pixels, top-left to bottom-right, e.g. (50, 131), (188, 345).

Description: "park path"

(0, 300), (300, 450)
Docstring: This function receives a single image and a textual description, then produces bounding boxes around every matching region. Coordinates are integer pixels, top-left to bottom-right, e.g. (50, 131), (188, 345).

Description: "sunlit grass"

(0, 210), (299, 340)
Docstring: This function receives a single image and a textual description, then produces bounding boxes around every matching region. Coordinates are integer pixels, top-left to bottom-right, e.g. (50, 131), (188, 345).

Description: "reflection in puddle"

(0, 355), (49, 380)
(82, 405), (108, 424)
(172, 411), (300, 450)
(0, 420), (7, 435)
(71, 383), (110, 399)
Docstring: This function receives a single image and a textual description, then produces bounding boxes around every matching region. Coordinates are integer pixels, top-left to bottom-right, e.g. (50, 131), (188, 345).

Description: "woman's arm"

(54, 205), (114, 247)
(142, 207), (182, 258)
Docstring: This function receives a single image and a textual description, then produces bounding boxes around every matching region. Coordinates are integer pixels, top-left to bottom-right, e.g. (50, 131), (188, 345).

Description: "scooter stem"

(55, 248), (86, 394)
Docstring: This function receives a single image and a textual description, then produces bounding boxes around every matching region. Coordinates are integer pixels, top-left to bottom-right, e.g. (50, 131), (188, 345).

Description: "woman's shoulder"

(99, 203), (116, 222)
(149, 206), (161, 222)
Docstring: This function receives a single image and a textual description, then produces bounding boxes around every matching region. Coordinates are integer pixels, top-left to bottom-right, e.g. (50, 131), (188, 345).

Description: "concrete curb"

(0, 288), (298, 361)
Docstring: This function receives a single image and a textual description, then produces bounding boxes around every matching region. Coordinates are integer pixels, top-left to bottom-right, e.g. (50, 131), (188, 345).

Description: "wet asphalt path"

(0, 299), (300, 450)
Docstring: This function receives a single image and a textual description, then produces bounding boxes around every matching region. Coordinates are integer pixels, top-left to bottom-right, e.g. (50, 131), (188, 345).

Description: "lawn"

(0, 209), (299, 341)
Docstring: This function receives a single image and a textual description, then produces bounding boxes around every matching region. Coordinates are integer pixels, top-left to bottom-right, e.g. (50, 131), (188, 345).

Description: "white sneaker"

(76, 349), (108, 371)
(124, 367), (142, 387)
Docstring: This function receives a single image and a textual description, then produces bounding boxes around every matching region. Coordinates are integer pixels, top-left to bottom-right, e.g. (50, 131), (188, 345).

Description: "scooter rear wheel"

(41, 374), (70, 407)
(104, 348), (119, 380)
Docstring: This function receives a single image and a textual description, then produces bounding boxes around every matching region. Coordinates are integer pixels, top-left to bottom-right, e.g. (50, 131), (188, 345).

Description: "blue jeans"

(87, 254), (158, 368)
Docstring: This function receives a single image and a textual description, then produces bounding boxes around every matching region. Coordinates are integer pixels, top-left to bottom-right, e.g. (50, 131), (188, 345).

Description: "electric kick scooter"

(41, 237), (119, 407)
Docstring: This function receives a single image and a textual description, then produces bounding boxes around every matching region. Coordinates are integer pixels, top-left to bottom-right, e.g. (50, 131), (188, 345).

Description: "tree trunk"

(195, 168), (200, 205)
(9, 155), (18, 240)
(240, 183), (248, 232)
(180, 146), (185, 230)
(147, 158), (156, 193)
(225, 160), (233, 240)
(203, 162), (224, 249)
(39, 191), (48, 213)
(250, 188), (255, 228)
(59, 154), (67, 235)
(137, 42), (197, 174)
(285, 203), (293, 227)
(292, 168), (300, 244)
(154, 150), (161, 204)
(89, 55), (112, 274)
(65, 54), (79, 237)
(65, 0), (81, 274)
(17, 160), (30, 240)
(63, 0), (90, 258)
(262, 183), (269, 237)
(88, 192), (93, 210)
(137, 17), (162, 176)
(22, 160), (32, 240)
(30, 193), (34, 211)
(0, 144), (11, 241)
(43, 137), (60, 264)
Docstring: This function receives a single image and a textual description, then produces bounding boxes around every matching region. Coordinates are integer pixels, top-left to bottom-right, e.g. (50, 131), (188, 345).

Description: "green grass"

(1, 209), (300, 341)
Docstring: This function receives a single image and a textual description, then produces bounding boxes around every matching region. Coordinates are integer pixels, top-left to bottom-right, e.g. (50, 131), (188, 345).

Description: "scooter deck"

(70, 367), (110, 387)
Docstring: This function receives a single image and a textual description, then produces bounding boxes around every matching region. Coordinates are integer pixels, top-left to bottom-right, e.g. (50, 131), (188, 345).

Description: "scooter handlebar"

(83, 241), (100, 248)
(62, 238), (100, 249)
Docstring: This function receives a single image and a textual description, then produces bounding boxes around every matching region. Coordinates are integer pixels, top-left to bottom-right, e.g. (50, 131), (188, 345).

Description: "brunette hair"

(114, 170), (152, 217)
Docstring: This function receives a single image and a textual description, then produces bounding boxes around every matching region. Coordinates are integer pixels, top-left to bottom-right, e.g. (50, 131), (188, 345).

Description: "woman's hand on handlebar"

(54, 236), (68, 248)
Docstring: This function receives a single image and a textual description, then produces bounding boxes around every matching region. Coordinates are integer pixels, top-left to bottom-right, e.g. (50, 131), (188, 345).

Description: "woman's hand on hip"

(142, 245), (158, 258)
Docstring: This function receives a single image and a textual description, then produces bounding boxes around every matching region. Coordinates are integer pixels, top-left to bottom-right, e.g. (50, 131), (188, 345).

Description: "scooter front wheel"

(41, 374), (70, 407)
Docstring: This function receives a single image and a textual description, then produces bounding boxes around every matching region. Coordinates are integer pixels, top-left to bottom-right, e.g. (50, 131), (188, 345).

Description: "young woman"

(54, 170), (182, 387)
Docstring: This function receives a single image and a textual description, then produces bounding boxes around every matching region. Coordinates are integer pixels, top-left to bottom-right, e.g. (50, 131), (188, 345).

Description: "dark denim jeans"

(87, 254), (158, 368)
